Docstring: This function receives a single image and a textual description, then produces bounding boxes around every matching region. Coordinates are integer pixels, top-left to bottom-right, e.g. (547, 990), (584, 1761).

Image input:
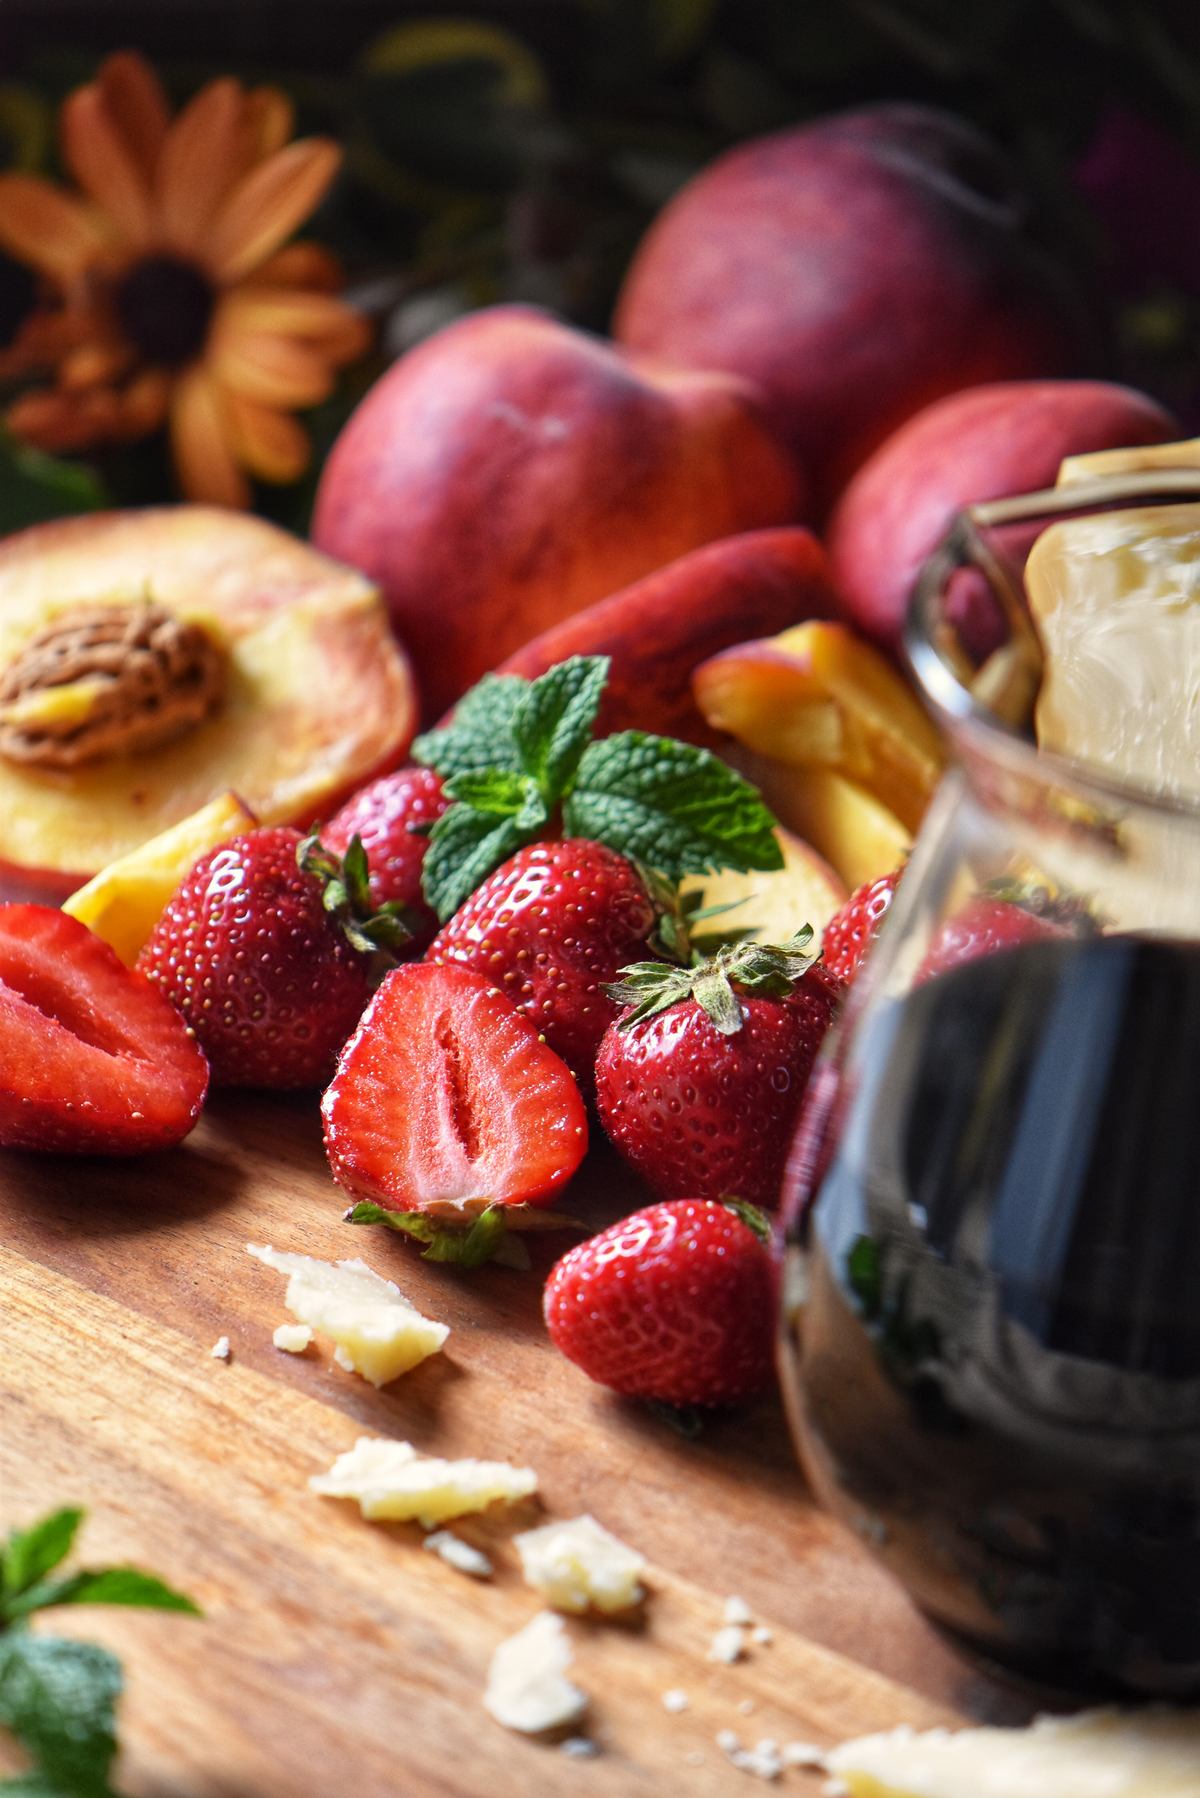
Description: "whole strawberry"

(544, 1199), (775, 1406)
(428, 839), (658, 1082)
(595, 933), (836, 1208)
(322, 765), (447, 952)
(822, 866), (902, 984)
(917, 893), (1074, 983)
(140, 826), (382, 1089)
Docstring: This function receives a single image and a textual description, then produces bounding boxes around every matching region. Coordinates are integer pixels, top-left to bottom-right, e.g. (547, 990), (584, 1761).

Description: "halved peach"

(680, 826), (846, 948)
(729, 750), (912, 892)
(0, 507), (415, 900)
(693, 621), (943, 832)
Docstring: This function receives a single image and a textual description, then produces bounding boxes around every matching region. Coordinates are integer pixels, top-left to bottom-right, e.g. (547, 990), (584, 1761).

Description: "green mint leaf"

(412, 674), (526, 777)
(564, 734), (782, 880)
(1, 1513), (82, 1604)
(0, 1633), (120, 1796)
(0, 1772), (84, 1795)
(444, 769), (542, 821)
(5, 1569), (200, 1625)
(420, 805), (532, 922)
(511, 656), (608, 802)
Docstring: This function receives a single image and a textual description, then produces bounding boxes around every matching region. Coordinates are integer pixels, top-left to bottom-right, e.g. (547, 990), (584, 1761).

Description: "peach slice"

(0, 507), (415, 900)
(693, 621), (943, 833)
(728, 751), (912, 892)
(63, 790), (258, 965)
(680, 826), (846, 948)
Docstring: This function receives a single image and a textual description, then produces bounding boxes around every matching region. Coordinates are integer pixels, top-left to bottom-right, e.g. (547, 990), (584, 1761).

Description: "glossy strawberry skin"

(594, 972), (837, 1208)
(543, 1199), (775, 1406)
(428, 840), (658, 1082)
(821, 866), (902, 984)
(918, 895), (1069, 983)
(322, 961), (587, 1213)
(0, 903), (209, 1154)
(322, 765), (448, 952)
(139, 826), (373, 1089)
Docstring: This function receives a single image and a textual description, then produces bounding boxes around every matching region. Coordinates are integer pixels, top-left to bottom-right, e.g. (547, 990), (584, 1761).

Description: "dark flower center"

(0, 251), (36, 351)
(115, 255), (216, 368)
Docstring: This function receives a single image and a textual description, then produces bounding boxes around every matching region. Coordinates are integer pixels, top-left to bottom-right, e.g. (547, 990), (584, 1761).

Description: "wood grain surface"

(0, 1092), (1030, 1796)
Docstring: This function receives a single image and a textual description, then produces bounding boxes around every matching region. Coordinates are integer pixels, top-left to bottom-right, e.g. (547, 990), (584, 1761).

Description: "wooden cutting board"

(0, 1093), (1031, 1796)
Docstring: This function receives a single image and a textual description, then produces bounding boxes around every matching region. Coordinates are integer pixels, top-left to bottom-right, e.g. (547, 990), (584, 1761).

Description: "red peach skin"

(312, 305), (805, 721)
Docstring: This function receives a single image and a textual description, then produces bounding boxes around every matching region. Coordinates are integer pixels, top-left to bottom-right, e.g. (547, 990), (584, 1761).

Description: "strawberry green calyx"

(607, 928), (817, 1036)
(412, 654), (783, 922)
(983, 874), (1100, 932)
(720, 1197), (773, 1245)
(297, 832), (419, 958)
(344, 1199), (586, 1270)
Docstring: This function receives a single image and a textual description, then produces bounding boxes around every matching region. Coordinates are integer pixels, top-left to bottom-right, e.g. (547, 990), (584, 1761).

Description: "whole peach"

(312, 304), (804, 721)
(614, 105), (1091, 509)
(826, 379), (1176, 652)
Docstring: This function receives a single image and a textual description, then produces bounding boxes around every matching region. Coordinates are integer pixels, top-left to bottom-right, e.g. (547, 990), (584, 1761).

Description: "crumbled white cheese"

(708, 1624), (746, 1665)
(825, 1707), (1200, 1796)
(273, 1322), (313, 1354)
(723, 1595), (753, 1627)
(484, 1611), (587, 1735)
(751, 1625), (774, 1647)
(513, 1513), (645, 1615)
(561, 1737), (599, 1759)
(423, 1530), (494, 1579)
(210, 1336), (231, 1360)
(717, 1730), (742, 1754)
(247, 1244), (448, 1386)
(310, 1437), (537, 1528)
(717, 1730), (785, 1782)
(662, 1689), (690, 1715)
(781, 1742), (826, 1770)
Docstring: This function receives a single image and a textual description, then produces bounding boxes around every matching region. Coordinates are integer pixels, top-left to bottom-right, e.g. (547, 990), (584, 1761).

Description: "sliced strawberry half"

(0, 904), (209, 1155)
(322, 962), (588, 1221)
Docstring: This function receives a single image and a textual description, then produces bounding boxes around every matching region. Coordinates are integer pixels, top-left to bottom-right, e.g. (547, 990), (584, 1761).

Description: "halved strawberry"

(322, 962), (588, 1223)
(0, 904), (209, 1154)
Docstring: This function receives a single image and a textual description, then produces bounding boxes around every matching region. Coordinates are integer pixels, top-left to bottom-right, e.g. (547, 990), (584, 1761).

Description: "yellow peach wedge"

(63, 790), (258, 965)
(692, 620), (944, 831)
(680, 826), (846, 949)
(728, 750), (911, 892)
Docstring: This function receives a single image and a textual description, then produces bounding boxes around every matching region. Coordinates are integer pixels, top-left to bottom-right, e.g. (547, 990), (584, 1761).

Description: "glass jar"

(778, 471), (1200, 1696)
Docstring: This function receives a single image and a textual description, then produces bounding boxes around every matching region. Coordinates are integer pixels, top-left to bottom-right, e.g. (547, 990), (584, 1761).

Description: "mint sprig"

(413, 655), (782, 922)
(0, 1508), (198, 1797)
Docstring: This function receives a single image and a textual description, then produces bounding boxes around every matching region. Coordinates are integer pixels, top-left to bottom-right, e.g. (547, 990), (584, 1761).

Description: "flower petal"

(59, 341), (131, 391)
(8, 385), (117, 452)
(170, 366), (250, 508)
(97, 52), (170, 182)
(207, 139), (341, 282)
(61, 82), (154, 247)
(254, 241), (343, 291)
(210, 317), (334, 408)
(242, 87), (295, 163)
(221, 287), (371, 361)
(120, 367), (171, 437)
(156, 78), (244, 253)
(222, 389), (310, 483)
(0, 175), (108, 277)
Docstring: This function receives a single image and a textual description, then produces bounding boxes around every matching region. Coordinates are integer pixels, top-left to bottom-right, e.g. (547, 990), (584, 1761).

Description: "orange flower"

(0, 52), (370, 506)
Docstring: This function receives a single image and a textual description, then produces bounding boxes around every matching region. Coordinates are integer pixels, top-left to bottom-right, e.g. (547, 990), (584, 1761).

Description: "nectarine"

(827, 379), (1176, 652)
(615, 106), (1089, 507)
(312, 304), (804, 720)
(680, 827), (846, 949)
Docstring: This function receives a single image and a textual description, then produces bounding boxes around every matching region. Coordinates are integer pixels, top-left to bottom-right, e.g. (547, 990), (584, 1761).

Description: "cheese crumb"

(513, 1513), (645, 1615)
(662, 1690), (690, 1714)
(723, 1595), (753, 1626)
(717, 1730), (741, 1754)
(273, 1322), (313, 1354)
(210, 1336), (230, 1360)
(708, 1624), (746, 1665)
(781, 1742), (825, 1770)
(751, 1625), (773, 1646)
(310, 1437), (537, 1528)
(561, 1737), (599, 1759)
(423, 1530), (493, 1579)
(716, 1730), (785, 1782)
(247, 1244), (448, 1387)
(484, 1611), (587, 1735)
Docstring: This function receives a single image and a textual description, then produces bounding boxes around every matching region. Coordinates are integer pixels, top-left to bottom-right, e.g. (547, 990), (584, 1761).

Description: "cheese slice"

(246, 1245), (448, 1387)
(1025, 502), (1200, 801)
(825, 1707), (1200, 1797)
(310, 1436), (537, 1528)
(484, 1611), (588, 1735)
(513, 1514), (645, 1614)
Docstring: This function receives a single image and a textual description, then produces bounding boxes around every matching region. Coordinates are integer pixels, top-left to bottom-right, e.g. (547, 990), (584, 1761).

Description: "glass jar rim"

(904, 468), (1200, 828)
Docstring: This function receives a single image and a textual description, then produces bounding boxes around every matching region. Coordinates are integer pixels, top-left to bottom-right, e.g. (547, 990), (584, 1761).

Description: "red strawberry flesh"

(0, 903), (209, 1154)
(543, 1198), (775, 1406)
(322, 961), (587, 1216)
